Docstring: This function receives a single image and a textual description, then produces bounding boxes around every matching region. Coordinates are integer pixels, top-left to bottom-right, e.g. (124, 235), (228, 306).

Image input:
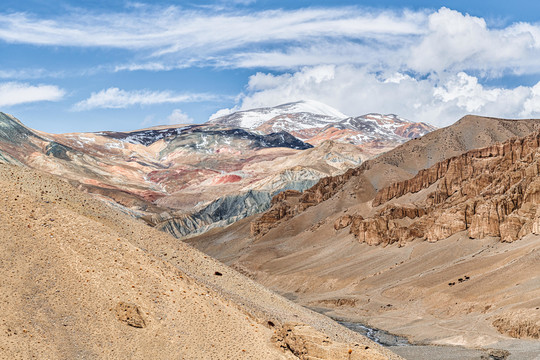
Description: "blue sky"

(2, 1), (540, 133)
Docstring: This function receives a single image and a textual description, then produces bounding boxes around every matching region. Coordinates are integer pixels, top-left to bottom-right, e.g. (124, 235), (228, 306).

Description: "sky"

(2, 1), (540, 133)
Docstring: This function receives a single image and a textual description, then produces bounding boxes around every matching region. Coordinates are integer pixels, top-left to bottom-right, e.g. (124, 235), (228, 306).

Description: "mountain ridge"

(210, 100), (436, 148)
(0, 112), (372, 239)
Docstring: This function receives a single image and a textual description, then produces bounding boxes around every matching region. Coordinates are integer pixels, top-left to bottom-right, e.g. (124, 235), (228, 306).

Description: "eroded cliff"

(342, 130), (540, 245)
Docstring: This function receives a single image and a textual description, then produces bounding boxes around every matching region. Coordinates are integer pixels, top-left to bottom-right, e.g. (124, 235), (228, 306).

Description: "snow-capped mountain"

(209, 100), (348, 130)
(306, 113), (437, 146)
(209, 101), (436, 147)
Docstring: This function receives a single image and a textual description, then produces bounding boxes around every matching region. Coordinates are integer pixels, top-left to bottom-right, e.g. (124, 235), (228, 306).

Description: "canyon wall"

(343, 131), (540, 245)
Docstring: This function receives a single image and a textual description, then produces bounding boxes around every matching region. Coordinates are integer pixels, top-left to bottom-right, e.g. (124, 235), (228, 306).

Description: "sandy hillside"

(0, 164), (400, 360)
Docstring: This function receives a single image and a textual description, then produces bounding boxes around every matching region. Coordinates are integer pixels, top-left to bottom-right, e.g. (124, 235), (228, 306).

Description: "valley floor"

(189, 216), (540, 360)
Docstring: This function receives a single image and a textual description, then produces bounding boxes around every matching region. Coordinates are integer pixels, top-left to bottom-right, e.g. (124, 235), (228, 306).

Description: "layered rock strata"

(342, 130), (540, 244)
(0, 113), (370, 239)
(250, 169), (367, 237)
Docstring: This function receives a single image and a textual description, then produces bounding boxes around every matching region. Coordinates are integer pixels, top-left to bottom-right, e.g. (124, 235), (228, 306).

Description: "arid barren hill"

(0, 163), (400, 359)
(190, 115), (540, 359)
(0, 103), (435, 241)
(5, 107), (418, 237)
(0, 111), (370, 240)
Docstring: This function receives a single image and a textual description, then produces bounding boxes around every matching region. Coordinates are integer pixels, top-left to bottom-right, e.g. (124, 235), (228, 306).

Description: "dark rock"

(45, 142), (73, 161)
(115, 302), (146, 328)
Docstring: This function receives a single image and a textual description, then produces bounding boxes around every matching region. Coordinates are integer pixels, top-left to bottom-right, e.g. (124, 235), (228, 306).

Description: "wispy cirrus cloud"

(0, 6), (425, 69)
(72, 87), (224, 111)
(0, 68), (66, 80)
(2, 6), (540, 77)
(0, 82), (65, 107)
(0, 7), (423, 50)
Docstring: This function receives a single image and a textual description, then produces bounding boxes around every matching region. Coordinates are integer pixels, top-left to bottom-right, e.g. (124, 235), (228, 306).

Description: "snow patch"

(209, 100), (347, 129)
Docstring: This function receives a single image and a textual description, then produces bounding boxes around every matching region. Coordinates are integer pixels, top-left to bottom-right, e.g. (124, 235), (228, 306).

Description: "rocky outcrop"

(334, 214), (353, 230)
(250, 190), (303, 237)
(492, 311), (540, 339)
(273, 323), (387, 360)
(299, 168), (365, 207)
(115, 302), (146, 328)
(251, 116), (540, 239)
(250, 168), (368, 237)
(342, 130), (540, 244)
(153, 181), (322, 239)
(152, 190), (275, 238)
(347, 205), (427, 246)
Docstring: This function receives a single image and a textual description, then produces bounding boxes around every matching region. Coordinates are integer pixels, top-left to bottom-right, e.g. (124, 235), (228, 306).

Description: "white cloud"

(4, 6), (540, 125)
(227, 0), (257, 4)
(0, 82), (65, 107)
(0, 6), (424, 68)
(73, 87), (220, 111)
(113, 62), (193, 72)
(408, 8), (540, 74)
(433, 72), (502, 112)
(167, 109), (193, 124)
(3, 6), (540, 76)
(209, 107), (239, 120)
(232, 65), (540, 127)
(0, 68), (65, 79)
(521, 83), (540, 117)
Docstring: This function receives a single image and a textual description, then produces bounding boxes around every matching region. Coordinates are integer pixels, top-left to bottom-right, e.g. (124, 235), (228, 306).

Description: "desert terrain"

(2, 111), (539, 359)
(189, 116), (540, 359)
(0, 104), (429, 241)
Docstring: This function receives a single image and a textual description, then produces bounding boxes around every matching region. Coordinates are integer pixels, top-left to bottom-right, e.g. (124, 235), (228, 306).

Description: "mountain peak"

(274, 100), (348, 119)
(209, 100), (347, 129)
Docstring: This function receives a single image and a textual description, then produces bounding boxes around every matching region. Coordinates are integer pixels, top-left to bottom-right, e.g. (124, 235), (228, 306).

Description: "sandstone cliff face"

(492, 311), (540, 339)
(343, 130), (540, 245)
(250, 167), (368, 237)
(250, 190), (303, 237)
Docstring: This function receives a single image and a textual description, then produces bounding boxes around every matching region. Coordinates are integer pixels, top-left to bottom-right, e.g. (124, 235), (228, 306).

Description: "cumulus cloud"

(408, 8), (540, 74)
(0, 82), (65, 107)
(233, 66), (540, 126)
(167, 109), (194, 124)
(521, 83), (540, 117)
(73, 88), (220, 111)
